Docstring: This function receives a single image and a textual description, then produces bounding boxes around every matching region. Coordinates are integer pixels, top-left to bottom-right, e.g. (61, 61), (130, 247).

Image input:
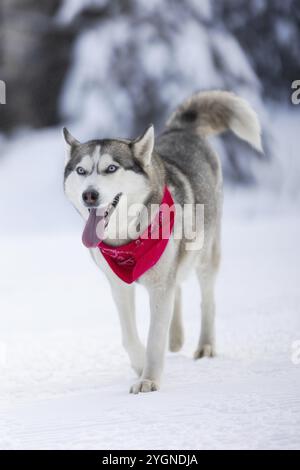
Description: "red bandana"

(98, 187), (175, 284)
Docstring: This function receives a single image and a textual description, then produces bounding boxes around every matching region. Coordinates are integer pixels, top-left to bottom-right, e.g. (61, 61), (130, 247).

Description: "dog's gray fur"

(63, 90), (262, 394)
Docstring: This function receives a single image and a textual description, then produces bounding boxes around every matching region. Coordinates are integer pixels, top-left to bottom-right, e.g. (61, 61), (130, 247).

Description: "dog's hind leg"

(169, 286), (184, 352)
(109, 278), (145, 376)
(194, 238), (220, 359)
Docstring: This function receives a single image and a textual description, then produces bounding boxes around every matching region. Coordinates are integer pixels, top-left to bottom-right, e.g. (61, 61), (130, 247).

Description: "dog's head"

(63, 126), (154, 245)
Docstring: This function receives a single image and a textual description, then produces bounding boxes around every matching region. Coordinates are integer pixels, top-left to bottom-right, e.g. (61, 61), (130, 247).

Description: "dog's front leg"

(109, 278), (145, 376)
(130, 284), (175, 394)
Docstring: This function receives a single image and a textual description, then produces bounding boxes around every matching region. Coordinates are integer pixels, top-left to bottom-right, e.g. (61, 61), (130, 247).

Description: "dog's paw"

(129, 379), (159, 394)
(194, 343), (215, 359)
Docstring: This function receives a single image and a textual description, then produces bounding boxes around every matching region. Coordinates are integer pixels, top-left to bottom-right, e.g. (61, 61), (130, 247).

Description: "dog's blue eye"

(106, 164), (118, 174)
(76, 167), (86, 175)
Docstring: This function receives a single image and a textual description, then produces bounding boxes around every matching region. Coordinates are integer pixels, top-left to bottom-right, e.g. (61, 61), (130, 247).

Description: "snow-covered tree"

(58, 0), (269, 182)
(214, 0), (300, 101)
(1, 0), (275, 182)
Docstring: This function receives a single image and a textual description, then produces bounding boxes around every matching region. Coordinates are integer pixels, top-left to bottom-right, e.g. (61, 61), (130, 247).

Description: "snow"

(0, 108), (299, 449)
(1, 211), (299, 449)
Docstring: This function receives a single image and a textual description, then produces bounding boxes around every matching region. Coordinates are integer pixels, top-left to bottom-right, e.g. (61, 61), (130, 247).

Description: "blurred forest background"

(0, 0), (299, 184)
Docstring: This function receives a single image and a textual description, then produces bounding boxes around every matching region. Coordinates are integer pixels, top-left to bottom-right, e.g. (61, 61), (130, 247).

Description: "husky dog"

(63, 91), (262, 394)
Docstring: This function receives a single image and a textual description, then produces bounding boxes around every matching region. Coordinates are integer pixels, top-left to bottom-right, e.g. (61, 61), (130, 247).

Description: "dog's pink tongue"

(82, 207), (107, 248)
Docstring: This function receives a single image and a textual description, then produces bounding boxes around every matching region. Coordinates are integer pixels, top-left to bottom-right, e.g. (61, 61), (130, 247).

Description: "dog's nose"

(82, 189), (99, 206)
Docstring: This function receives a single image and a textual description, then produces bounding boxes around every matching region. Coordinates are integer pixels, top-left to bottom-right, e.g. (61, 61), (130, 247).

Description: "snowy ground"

(1, 210), (299, 450)
(0, 107), (299, 449)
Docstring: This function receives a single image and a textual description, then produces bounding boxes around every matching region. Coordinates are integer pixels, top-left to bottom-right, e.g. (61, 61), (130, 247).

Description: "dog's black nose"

(82, 189), (99, 206)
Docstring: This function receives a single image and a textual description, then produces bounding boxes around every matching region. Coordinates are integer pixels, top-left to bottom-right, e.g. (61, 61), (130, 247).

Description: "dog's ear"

(132, 124), (154, 167)
(63, 127), (80, 159)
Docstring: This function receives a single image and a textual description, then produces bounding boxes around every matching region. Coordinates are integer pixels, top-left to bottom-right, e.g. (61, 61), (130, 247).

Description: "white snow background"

(0, 103), (299, 450)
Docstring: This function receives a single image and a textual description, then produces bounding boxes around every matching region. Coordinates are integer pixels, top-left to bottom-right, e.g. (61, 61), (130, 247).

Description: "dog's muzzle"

(82, 192), (122, 247)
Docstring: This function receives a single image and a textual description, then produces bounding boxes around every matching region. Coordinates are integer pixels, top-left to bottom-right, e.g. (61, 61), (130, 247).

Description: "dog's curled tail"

(166, 90), (262, 152)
